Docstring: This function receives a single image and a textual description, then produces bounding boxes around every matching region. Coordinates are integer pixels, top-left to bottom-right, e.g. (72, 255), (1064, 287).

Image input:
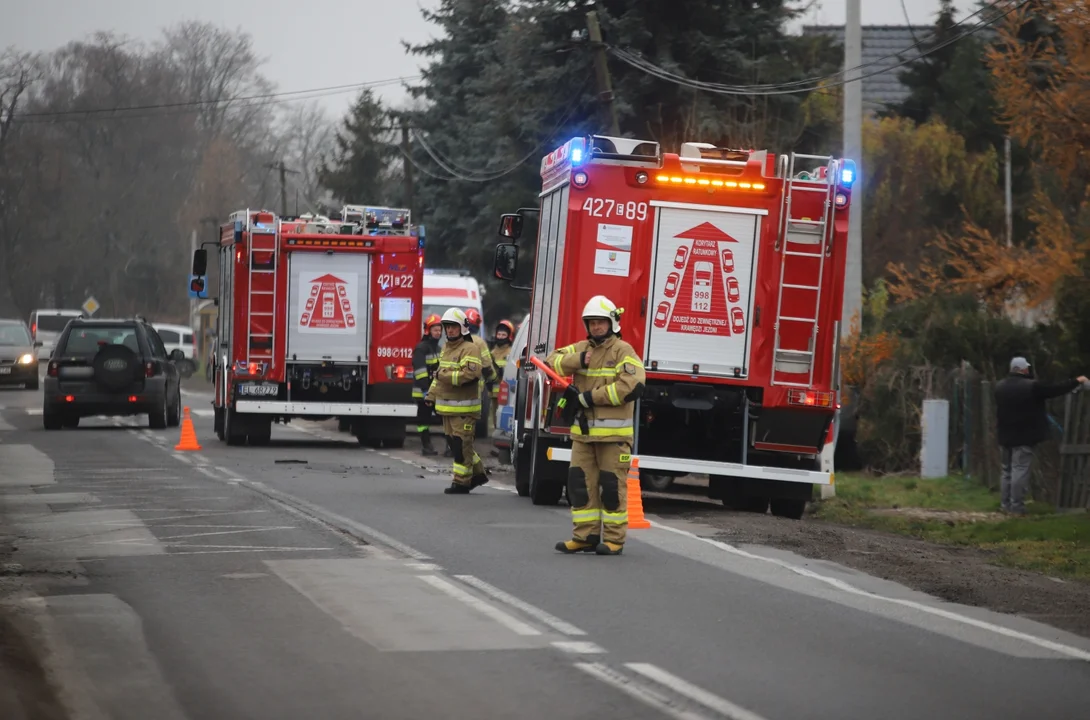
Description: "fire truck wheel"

(514, 432), (531, 497)
(382, 437), (405, 449)
(224, 407), (246, 446)
(640, 473), (675, 493)
(214, 407), (225, 439)
(769, 498), (807, 520)
(338, 418), (351, 433)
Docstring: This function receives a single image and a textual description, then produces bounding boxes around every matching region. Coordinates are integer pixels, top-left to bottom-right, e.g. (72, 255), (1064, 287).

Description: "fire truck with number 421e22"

(190, 205), (424, 448)
(492, 135), (856, 519)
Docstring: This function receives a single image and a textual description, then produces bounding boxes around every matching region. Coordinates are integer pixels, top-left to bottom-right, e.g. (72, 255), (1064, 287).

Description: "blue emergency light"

(569, 137), (585, 166)
(839, 159), (857, 187)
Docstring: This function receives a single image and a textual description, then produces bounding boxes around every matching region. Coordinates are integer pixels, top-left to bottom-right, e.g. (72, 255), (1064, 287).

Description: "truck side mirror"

(192, 248), (208, 276)
(498, 213), (523, 240)
(494, 243), (519, 281)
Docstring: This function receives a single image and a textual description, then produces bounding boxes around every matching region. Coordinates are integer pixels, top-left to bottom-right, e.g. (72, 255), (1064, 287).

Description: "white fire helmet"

(581, 295), (623, 334)
(440, 307), (470, 335)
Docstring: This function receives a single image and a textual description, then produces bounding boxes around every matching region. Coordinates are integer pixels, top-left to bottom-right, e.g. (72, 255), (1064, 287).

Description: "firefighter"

(412, 313), (443, 456)
(425, 308), (489, 494)
(464, 307), (497, 426)
(545, 295), (645, 556)
(488, 319), (515, 428)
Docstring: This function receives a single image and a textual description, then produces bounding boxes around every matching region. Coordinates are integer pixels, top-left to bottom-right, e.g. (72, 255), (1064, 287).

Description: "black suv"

(43, 317), (185, 430)
(0, 319), (41, 390)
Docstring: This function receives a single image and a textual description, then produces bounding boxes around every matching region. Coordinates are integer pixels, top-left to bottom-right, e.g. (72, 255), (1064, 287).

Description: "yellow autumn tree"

(889, 0), (1090, 310)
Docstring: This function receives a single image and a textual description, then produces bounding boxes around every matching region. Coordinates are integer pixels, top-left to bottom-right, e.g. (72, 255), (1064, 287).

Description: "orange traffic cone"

(626, 456), (651, 529)
(174, 406), (202, 451)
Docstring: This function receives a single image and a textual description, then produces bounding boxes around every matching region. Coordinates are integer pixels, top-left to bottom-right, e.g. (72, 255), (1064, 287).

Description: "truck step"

(782, 283), (821, 291)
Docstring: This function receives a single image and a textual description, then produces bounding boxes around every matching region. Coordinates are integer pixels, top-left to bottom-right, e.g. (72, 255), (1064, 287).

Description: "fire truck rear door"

(645, 201), (765, 378)
(287, 252), (371, 362)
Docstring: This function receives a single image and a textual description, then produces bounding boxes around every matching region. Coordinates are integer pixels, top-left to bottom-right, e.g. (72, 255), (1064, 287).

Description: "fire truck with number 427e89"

(190, 205), (424, 448)
(492, 135), (856, 519)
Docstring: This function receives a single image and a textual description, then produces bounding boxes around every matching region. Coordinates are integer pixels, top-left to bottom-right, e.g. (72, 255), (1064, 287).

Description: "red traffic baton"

(529, 355), (571, 390)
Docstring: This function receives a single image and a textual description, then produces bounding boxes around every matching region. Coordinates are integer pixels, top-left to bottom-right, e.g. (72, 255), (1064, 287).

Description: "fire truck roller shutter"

(644, 203), (765, 378)
(287, 252), (371, 363)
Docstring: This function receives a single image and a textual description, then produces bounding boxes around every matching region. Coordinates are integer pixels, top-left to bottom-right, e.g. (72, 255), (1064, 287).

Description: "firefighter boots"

(444, 483), (471, 495)
(595, 542), (624, 556)
(555, 535), (600, 554)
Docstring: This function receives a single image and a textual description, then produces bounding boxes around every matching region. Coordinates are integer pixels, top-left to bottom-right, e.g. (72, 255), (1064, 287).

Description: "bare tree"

(281, 101), (336, 213)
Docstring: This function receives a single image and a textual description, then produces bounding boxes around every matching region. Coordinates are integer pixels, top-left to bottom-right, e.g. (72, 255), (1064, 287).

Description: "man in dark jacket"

(412, 314), (444, 456)
(994, 357), (1087, 514)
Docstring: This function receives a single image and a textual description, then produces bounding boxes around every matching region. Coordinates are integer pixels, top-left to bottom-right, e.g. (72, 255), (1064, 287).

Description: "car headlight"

(18, 353), (34, 365)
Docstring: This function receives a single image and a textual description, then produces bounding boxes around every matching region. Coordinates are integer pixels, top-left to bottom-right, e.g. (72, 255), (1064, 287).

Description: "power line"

(606, 0), (1028, 97)
(401, 83), (590, 184)
(10, 75), (421, 122)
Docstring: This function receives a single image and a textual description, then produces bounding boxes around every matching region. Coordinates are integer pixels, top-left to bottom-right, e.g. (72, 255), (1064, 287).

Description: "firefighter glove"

(558, 385), (581, 425)
(578, 391), (593, 408)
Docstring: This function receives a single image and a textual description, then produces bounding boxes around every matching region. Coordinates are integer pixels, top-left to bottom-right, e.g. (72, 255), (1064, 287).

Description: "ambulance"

(492, 135), (855, 519)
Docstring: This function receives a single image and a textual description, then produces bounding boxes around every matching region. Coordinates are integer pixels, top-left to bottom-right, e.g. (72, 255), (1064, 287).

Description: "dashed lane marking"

(453, 574), (587, 636)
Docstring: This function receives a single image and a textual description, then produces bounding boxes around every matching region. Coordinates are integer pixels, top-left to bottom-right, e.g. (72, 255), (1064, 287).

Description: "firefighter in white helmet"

(425, 308), (490, 494)
(545, 295), (645, 555)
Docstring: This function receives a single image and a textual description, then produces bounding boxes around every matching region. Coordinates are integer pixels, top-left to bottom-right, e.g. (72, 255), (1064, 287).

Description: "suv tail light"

(47, 361), (59, 378)
(31, 322), (37, 338)
(145, 360), (160, 377)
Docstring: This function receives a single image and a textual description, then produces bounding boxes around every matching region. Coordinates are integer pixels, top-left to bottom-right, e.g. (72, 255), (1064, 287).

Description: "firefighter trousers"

(442, 415), (484, 486)
(568, 440), (630, 545)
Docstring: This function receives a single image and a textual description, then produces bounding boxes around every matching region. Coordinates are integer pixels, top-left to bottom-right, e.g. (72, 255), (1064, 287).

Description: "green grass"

(815, 473), (1090, 580)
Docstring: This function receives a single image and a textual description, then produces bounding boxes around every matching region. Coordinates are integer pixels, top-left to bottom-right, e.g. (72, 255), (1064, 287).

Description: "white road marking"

(573, 663), (712, 720)
(652, 523), (1090, 663)
(454, 574), (587, 636)
(625, 663), (770, 720)
(552, 641), (605, 654)
(157, 527), (297, 541)
(134, 509), (271, 522)
(171, 453), (194, 464)
(417, 574), (542, 637)
(194, 467), (220, 479)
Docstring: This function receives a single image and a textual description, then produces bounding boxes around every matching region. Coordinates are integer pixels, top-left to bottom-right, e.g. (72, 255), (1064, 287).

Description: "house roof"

(802, 25), (935, 110)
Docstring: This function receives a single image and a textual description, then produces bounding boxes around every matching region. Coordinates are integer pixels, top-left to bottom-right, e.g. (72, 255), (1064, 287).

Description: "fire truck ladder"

(770, 152), (839, 388)
(246, 214), (278, 366)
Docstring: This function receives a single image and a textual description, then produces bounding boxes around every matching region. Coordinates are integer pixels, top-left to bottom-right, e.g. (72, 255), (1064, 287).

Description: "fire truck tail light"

(635, 172), (648, 184)
(572, 171), (589, 188)
(835, 192), (848, 208)
(788, 389), (834, 408)
(384, 364), (409, 380)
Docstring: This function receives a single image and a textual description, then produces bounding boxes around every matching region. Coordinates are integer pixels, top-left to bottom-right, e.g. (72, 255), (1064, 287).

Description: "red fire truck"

(191, 205), (423, 447)
(492, 135), (856, 519)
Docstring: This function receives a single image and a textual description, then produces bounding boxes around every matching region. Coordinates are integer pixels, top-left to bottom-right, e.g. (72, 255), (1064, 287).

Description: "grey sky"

(2, 0), (982, 121)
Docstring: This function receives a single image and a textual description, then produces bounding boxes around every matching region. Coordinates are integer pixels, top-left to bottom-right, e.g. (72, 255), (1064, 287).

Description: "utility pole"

(189, 229), (198, 332)
(841, 0), (863, 331)
(586, 11), (621, 136)
(265, 160), (299, 216)
(401, 121), (414, 218)
(1004, 136), (1013, 248)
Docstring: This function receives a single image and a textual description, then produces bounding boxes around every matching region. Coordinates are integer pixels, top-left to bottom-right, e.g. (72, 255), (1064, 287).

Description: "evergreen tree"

(319, 88), (396, 206)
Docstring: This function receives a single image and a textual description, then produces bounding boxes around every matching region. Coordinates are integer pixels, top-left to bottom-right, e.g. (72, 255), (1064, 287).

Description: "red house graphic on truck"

(299, 273), (356, 330)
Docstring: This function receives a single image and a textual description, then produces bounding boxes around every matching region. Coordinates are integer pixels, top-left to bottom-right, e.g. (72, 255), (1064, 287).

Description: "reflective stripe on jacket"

(425, 336), (483, 416)
(411, 335), (440, 400)
(544, 334), (645, 442)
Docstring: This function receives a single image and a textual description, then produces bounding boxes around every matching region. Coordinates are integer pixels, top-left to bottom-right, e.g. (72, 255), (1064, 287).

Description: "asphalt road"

(2, 377), (1090, 720)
